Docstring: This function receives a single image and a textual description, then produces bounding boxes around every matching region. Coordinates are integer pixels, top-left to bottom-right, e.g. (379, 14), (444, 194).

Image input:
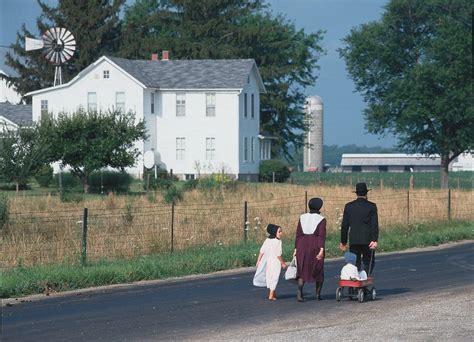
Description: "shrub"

(35, 165), (54, 187)
(143, 168), (176, 191)
(88, 171), (132, 193)
(163, 185), (184, 203)
(0, 193), (9, 229)
(259, 160), (291, 182)
(60, 190), (84, 203)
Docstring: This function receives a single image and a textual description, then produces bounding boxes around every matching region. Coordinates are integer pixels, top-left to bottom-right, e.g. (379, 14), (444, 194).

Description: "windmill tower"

(303, 95), (324, 172)
(25, 27), (76, 86)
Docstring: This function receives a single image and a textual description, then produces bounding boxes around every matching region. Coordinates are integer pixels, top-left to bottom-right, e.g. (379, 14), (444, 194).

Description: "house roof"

(0, 102), (32, 126)
(26, 55), (267, 96)
(341, 153), (441, 166)
(106, 56), (265, 91)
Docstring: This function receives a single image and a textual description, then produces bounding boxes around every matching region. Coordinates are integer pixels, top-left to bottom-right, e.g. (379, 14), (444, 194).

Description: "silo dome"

(303, 95), (324, 172)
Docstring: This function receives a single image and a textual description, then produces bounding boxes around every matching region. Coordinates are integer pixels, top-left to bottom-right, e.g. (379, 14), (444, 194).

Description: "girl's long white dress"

(253, 238), (282, 291)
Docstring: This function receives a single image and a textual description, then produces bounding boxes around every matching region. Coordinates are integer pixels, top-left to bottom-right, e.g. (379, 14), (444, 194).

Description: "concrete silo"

(303, 95), (324, 172)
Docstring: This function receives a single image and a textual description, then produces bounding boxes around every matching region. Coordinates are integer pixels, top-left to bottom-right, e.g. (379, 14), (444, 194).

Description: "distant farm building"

(340, 153), (474, 173)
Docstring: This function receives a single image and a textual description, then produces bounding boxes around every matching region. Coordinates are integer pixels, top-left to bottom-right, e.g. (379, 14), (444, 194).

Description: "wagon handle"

(368, 249), (375, 276)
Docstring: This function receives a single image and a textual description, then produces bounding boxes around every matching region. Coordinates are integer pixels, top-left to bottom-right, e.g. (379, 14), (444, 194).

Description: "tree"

(41, 109), (147, 193)
(0, 124), (47, 192)
(339, 0), (473, 188)
(4, 0), (124, 101)
(119, 0), (324, 157)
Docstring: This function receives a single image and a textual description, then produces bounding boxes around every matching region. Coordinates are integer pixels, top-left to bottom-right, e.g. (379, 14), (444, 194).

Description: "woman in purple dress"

(293, 197), (326, 302)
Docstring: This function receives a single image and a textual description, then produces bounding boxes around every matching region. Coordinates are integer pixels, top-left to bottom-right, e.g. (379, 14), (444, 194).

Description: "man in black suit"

(339, 182), (379, 273)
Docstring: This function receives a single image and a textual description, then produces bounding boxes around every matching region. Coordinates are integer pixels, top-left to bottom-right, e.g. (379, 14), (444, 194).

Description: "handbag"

(284, 256), (298, 280)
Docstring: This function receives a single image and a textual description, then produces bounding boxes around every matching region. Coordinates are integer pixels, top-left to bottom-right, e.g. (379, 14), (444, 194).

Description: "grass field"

(1, 220), (472, 298)
(1, 183), (473, 269)
(289, 171), (473, 189)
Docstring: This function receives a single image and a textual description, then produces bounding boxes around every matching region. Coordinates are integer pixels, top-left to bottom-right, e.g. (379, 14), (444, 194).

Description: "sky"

(0, 0), (397, 148)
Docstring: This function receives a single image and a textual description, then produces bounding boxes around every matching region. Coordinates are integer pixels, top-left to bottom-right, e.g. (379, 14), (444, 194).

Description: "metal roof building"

(341, 153), (441, 172)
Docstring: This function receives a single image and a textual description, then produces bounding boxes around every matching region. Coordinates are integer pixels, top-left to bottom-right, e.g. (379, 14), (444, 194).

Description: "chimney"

(151, 53), (158, 61)
(162, 50), (169, 61)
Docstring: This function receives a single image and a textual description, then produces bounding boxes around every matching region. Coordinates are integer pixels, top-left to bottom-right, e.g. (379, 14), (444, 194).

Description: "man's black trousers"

(349, 244), (375, 273)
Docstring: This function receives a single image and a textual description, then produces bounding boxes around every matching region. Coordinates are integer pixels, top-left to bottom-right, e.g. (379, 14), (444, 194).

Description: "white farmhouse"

(27, 54), (270, 180)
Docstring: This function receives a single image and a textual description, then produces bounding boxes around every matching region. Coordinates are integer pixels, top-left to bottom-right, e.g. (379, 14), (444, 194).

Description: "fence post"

(244, 201), (248, 242)
(272, 172), (275, 183)
(171, 201), (175, 253)
(448, 189), (451, 221)
(81, 208), (88, 266)
(305, 191), (308, 213)
(406, 191), (410, 225)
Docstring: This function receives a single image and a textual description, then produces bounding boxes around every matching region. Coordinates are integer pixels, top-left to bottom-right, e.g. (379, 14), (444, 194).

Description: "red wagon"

(336, 277), (376, 303)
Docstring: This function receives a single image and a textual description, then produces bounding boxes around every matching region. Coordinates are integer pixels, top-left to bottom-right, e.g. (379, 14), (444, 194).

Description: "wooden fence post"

(81, 208), (88, 266)
(244, 201), (248, 242)
(448, 189), (451, 221)
(171, 201), (175, 253)
(406, 191), (410, 225)
(305, 191), (308, 213)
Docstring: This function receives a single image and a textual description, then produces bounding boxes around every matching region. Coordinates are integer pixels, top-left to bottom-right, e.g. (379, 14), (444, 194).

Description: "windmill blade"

(63, 45), (76, 54)
(59, 51), (70, 63)
(44, 48), (56, 63)
(42, 28), (55, 44)
(62, 31), (74, 44)
(25, 37), (44, 51)
(59, 27), (68, 41)
(61, 49), (74, 61)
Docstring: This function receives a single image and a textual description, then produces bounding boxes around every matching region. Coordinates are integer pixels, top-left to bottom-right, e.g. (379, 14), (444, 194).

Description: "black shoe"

(316, 294), (322, 301)
(297, 289), (304, 302)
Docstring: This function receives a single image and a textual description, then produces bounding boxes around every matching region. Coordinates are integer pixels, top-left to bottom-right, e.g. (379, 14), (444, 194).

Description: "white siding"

(31, 59), (145, 176)
(238, 67), (261, 177)
(155, 91), (240, 177)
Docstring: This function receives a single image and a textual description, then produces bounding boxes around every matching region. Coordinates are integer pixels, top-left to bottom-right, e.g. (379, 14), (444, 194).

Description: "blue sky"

(0, 0), (397, 147)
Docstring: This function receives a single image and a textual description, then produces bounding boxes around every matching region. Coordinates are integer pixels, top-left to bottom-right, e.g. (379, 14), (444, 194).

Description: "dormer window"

(103, 70), (110, 79)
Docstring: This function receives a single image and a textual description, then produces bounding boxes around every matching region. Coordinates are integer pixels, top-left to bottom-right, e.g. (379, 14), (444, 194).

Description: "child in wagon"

(253, 224), (287, 300)
(340, 252), (367, 281)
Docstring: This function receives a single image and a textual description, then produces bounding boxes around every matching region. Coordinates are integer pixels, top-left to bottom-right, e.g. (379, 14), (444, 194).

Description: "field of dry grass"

(1, 183), (472, 269)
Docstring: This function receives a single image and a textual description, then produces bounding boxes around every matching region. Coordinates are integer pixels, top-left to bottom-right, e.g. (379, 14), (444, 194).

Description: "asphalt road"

(2, 242), (473, 341)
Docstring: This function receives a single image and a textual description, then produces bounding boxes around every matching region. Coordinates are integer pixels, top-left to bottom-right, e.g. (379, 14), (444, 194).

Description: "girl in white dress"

(253, 224), (287, 300)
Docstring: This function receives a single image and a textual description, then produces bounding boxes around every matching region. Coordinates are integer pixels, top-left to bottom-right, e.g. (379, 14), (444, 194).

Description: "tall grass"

(1, 184), (473, 269)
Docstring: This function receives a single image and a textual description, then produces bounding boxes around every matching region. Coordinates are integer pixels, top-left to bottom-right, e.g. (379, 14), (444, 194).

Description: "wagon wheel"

(371, 287), (376, 301)
(336, 287), (342, 301)
(357, 288), (364, 303)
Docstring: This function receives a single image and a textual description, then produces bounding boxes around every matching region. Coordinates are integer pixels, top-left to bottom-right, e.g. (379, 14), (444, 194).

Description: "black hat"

(354, 182), (371, 195)
(308, 197), (323, 212)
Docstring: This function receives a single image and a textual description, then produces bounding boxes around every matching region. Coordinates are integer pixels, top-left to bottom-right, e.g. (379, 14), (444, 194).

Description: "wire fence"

(1, 189), (473, 270)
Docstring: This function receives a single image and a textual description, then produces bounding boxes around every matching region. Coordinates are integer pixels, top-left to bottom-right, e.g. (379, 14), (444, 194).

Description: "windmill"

(25, 27), (76, 86)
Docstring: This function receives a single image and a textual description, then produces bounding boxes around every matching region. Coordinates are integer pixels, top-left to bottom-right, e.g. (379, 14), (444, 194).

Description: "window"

(176, 137), (185, 160)
(116, 92), (125, 113)
(40, 100), (48, 118)
(251, 137), (255, 162)
(244, 93), (248, 118)
(176, 93), (186, 116)
(352, 166), (362, 172)
(243, 137), (248, 162)
(378, 166), (388, 172)
(206, 93), (216, 117)
(87, 92), (97, 111)
(185, 174), (195, 180)
(251, 94), (255, 118)
(103, 70), (109, 79)
(151, 92), (155, 114)
(206, 137), (216, 160)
